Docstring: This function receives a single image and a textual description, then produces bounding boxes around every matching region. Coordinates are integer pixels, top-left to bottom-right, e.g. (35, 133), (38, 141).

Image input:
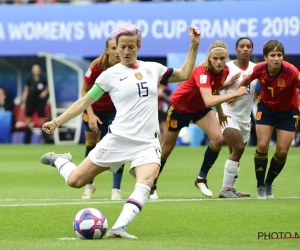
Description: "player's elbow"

(178, 69), (191, 81)
(203, 99), (214, 108)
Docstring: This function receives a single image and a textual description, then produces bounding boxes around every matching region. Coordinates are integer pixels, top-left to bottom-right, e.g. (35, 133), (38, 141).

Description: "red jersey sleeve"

(248, 63), (264, 82)
(291, 67), (300, 89)
(194, 66), (211, 89)
(84, 63), (103, 85)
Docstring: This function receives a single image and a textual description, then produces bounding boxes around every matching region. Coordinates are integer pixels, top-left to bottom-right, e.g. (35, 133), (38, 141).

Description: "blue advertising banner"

(0, 0), (299, 57)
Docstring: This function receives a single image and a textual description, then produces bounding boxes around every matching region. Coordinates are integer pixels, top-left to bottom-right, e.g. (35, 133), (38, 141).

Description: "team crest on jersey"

(260, 79), (265, 84)
(242, 74), (248, 79)
(256, 111), (262, 121)
(145, 69), (153, 79)
(134, 72), (143, 80)
(170, 119), (178, 128)
(221, 76), (226, 84)
(277, 79), (285, 87)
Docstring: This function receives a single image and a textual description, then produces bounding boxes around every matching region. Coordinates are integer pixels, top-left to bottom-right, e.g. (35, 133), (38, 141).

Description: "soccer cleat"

(149, 184), (158, 199)
(265, 182), (274, 199)
(111, 189), (122, 200)
(81, 184), (96, 199)
(256, 185), (267, 199)
(219, 187), (239, 198)
(40, 152), (72, 167)
(106, 226), (137, 239)
(195, 177), (212, 197)
(232, 188), (250, 197)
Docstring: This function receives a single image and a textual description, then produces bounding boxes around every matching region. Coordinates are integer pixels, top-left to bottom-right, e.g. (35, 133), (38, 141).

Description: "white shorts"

(219, 116), (251, 143)
(89, 133), (161, 177)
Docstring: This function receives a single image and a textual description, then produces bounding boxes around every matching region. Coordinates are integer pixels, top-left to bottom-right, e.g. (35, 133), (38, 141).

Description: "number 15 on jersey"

(136, 82), (148, 97)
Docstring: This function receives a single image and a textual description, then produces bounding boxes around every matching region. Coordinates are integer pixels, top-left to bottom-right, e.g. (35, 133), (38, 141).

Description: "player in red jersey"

(237, 40), (300, 199)
(150, 41), (248, 198)
(81, 37), (124, 200)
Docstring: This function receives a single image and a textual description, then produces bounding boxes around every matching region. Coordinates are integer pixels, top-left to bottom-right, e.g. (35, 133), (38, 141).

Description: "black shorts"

(165, 105), (212, 132)
(256, 98), (300, 132)
(83, 109), (116, 139)
(26, 98), (46, 117)
(158, 109), (167, 123)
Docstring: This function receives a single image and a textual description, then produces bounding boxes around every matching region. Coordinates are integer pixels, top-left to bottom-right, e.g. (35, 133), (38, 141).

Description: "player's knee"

(275, 149), (288, 158)
(136, 167), (159, 187)
(210, 134), (224, 148)
(257, 142), (269, 153)
(67, 175), (85, 188)
(232, 143), (245, 157)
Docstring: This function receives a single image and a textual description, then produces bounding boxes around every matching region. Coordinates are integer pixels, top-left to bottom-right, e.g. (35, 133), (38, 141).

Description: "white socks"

(232, 166), (240, 188)
(222, 159), (239, 190)
(54, 158), (76, 183)
(112, 183), (150, 230)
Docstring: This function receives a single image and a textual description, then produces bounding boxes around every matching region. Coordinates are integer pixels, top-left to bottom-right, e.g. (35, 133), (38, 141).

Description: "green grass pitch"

(0, 145), (299, 250)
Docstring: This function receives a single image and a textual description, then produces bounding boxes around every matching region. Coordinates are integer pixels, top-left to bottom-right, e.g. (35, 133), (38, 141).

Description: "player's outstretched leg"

(107, 183), (150, 239)
(41, 152), (78, 185)
(81, 142), (97, 199)
(111, 165), (124, 200)
(40, 152), (72, 166)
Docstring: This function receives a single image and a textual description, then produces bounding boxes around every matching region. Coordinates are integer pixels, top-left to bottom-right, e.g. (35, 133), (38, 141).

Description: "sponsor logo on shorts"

(256, 111), (262, 121)
(83, 113), (89, 122)
(170, 119), (178, 128)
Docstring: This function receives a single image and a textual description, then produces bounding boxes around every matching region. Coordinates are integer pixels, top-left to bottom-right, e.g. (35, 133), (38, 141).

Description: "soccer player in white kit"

(40, 23), (201, 239)
(218, 37), (258, 198)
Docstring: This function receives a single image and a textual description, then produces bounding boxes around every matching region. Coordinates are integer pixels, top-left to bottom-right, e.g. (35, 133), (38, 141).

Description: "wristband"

(53, 120), (59, 127)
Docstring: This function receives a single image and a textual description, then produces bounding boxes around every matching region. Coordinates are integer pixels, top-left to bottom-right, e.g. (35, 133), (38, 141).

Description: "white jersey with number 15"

(95, 61), (173, 142)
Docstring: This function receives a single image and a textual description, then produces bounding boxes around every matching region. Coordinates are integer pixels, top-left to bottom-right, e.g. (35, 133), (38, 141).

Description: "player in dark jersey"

(150, 41), (248, 198)
(237, 40), (300, 199)
(81, 37), (123, 200)
(21, 64), (48, 144)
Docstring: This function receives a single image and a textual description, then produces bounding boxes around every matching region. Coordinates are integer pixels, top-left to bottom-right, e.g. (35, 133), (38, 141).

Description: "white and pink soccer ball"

(73, 208), (108, 239)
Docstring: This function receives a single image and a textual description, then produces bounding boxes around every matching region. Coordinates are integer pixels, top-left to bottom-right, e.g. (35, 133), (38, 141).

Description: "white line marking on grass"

(0, 196), (300, 207)
(58, 237), (78, 241)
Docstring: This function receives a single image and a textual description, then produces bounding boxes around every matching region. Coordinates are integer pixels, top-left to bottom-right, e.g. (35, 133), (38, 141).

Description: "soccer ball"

(73, 208), (108, 239)
(178, 127), (191, 145)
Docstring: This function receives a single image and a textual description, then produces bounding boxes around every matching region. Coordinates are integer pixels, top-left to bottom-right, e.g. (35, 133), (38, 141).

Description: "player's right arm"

(194, 67), (248, 107)
(220, 72), (242, 90)
(42, 72), (110, 134)
(200, 87), (248, 108)
(42, 92), (100, 134)
(237, 64), (261, 89)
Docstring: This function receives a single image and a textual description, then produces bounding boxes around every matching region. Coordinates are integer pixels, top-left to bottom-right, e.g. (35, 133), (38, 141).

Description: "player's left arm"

(167, 26), (200, 83)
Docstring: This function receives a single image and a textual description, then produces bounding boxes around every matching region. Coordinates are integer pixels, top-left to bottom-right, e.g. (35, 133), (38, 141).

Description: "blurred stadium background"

(0, 0), (299, 146)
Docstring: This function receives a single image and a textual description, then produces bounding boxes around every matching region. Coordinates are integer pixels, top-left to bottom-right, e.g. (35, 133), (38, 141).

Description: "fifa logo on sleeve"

(200, 75), (207, 84)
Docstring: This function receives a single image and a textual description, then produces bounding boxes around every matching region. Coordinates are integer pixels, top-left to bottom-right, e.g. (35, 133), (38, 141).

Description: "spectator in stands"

(0, 87), (15, 134)
(21, 64), (48, 144)
(0, 87), (14, 112)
